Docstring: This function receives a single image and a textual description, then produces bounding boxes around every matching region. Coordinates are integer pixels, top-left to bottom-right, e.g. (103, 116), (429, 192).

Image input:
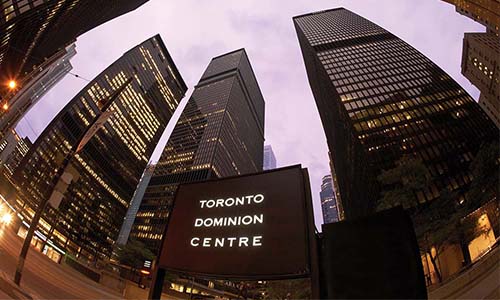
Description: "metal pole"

(148, 267), (166, 300)
(189, 277), (194, 300)
(14, 197), (46, 284)
(14, 150), (73, 285)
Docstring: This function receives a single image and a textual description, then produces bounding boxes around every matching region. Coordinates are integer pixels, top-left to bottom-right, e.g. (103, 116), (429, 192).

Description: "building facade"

(320, 174), (339, 224)
(263, 144), (277, 170)
(461, 32), (499, 127)
(0, 0), (148, 96)
(442, 0), (500, 35)
(0, 129), (31, 181)
(294, 8), (498, 220)
(131, 49), (265, 253)
(0, 44), (76, 141)
(12, 35), (187, 259)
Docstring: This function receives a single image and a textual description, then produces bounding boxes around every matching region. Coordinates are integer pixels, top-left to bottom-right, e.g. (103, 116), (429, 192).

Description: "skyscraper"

(320, 174), (339, 224)
(442, 0), (500, 35)
(0, 129), (31, 181)
(131, 49), (265, 253)
(294, 8), (498, 220)
(0, 43), (76, 141)
(0, 0), (148, 95)
(263, 144), (277, 170)
(461, 33), (499, 127)
(12, 35), (187, 259)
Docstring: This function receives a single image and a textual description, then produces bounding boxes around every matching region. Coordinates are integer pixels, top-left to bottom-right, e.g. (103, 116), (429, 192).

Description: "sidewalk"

(428, 245), (499, 299)
(0, 272), (34, 300)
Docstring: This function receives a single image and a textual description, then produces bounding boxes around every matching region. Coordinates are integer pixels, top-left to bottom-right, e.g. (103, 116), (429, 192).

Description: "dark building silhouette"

(320, 174), (339, 224)
(131, 49), (265, 253)
(294, 8), (498, 220)
(0, 0), (148, 95)
(12, 35), (187, 259)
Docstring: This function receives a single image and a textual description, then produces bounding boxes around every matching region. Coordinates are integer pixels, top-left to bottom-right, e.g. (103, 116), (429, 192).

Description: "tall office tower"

(131, 49), (265, 253)
(116, 163), (156, 246)
(0, 44), (76, 142)
(294, 8), (498, 220)
(13, 35), (187, 259)
(0, 0), (148, 95)
(263, 144), (277, 170)
(462, 33), (500, 127)
(320, 174), (339, 224)
(442, 0), (500, 35)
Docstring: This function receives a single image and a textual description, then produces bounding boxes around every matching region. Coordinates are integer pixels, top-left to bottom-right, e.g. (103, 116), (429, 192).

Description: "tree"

(411, 192), (462, 283)
(115, 239), (155, 270)
(377, 156), (431, 211)
(466, 142), (499, 208)
(376, 156), (490, 283)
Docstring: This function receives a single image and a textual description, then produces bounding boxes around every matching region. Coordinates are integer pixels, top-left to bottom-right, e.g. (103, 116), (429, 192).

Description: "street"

(0, 225), (121, 299)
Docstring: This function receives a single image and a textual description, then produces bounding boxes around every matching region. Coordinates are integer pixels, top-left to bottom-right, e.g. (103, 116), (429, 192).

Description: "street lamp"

(1, 212), (12, 225)
(0, 80), (17, 113)
(8, 80), (17, 90)
(13, 74), (136, 286)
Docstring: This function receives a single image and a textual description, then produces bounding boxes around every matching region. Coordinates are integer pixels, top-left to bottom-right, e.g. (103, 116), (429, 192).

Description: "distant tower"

(131, 49), (265, 253)
(320, 174), (339, 224)
(13, 35), (187, 259)
(263, 145), (277, 170)
(294, 8), (498, 219)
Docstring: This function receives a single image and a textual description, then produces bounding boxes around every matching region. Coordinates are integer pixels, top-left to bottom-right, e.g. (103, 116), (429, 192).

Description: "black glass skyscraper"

(294, 8), (498, 219)
(0, 0), (148, 94)
(12, 35), (187, 259)
(131, 49), (265, 253)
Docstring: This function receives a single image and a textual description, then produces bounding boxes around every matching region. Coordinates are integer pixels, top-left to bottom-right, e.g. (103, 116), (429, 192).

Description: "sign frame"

(149, 165), (320, 298)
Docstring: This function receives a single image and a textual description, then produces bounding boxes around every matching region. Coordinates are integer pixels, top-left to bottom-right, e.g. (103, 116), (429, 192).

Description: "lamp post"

(13, 75), (135, 285)
(0, 79), (18, 110)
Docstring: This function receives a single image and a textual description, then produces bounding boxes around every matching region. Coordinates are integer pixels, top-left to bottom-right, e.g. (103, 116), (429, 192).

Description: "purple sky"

(16, 0), (485, 229)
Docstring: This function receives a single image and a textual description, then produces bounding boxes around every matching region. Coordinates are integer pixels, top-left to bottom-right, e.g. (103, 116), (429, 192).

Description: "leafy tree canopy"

(377, 156), (431, 211)
(116, 239), (155, 269)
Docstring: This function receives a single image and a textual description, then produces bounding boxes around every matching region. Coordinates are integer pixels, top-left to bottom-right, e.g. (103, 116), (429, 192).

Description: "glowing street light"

(1, 213), (12, 225)
(8, 80), (17, 90)
(2, 103), (8, 111)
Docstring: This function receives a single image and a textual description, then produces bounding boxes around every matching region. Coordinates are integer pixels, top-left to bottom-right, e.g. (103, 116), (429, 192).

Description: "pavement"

(0, 271), (35, 300)
(0, 225), (122, 299)
(429, 244), (499, 299)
